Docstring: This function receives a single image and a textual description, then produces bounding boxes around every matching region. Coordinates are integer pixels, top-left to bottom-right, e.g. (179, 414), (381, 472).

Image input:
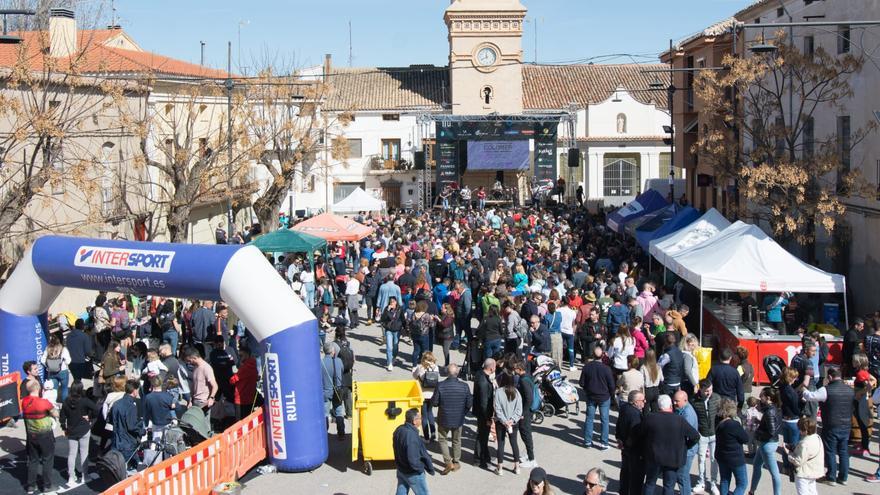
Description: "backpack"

(338, 344), (355, 374)
(162, 425), (188, 457)
(524, 375), (541, 413)
(421, 368), (440, 389)
(514, 317), (529, 342)
(111, 310), (130, 334)
(157, 312), (175, 332)
(45, 355), (63, 374)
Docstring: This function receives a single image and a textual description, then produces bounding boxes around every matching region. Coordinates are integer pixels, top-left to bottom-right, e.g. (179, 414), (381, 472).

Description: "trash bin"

(696, 347), (713, 380)
(351, 380), (423, 475)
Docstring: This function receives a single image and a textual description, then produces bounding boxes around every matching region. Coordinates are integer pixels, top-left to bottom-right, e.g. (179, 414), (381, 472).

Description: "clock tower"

(445, 0), (526, 115)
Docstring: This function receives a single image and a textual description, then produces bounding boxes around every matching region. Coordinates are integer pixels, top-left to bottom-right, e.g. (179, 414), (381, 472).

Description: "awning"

(291, 212), (374, 242)
(634, 205), (700, 251)
(649, 208), (731, 267)
(605, 189), (668, 233)
(250, 229), (327, 255)
(332, 187), (386, 213)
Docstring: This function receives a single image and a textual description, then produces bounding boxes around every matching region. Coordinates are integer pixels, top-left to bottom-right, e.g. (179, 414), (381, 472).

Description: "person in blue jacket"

(762, 293), (789, 331)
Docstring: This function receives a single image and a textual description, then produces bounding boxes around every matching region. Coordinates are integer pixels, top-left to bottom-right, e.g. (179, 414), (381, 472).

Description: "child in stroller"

(529, 354), (580, 418)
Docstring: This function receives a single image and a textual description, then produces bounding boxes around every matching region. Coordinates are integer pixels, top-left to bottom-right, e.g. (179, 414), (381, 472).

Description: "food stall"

(654, 219), (848, 384)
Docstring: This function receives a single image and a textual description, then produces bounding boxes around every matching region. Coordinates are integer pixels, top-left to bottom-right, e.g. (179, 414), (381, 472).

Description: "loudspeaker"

(495, 170), (504, 184)
(413, 151), (426, 170)
(567, 148), (581, 168)
(458, 141), (468, 174)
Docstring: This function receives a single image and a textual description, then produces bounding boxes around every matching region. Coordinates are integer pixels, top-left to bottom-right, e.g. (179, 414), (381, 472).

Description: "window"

(838, 25), (851, 54)
(754, 18), (761, 24)
(381, 138), (401, 169)
(804, 36), (814, 57)
(803, 117), (814, 157)
(805, 0), (814, 4)
(686, 56), (695, 110)
(333, 182), (365, 203)
(659, 152), (674, 180)
(777, 7), (785, 17)
(603, 156), (640, 197)
(838, 115), (851, 192)
(382, 114), (400, 121)
(347, 138), (362, 159)
(616, 113), (627, 134)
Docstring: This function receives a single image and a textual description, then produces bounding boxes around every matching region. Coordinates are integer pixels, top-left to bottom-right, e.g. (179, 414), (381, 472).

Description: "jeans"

(395, 470), (430, 495)
(454, 316), (471, 348)
(697, 434), (718, 488)
(677, 448), (696, 495)
(822, 426), (850, 482)
(26, 431), (55, 490)
(412, 334), (430, 367)
(304, 282), (316, 308)
(495, 420), (520, 467)
(644, 461), (680, 495)
(48, 369), (69, 402)
(781, 420), (800, 473)
(420, 401), (435, 439)
(437, 425), (462, 464)
(67, 433), (90, 479)
(385, 331), (400, 366)
(483, 338), (503, 361)
(163, 330), (179, 356)
(583, 397), (610, 446)
(562, 333), (575, 368)
(718, 461), (747, 495)
(751, 441), (781, 495)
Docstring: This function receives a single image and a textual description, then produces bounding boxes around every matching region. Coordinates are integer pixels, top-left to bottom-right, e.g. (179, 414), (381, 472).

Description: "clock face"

(476, 47), (497, 67)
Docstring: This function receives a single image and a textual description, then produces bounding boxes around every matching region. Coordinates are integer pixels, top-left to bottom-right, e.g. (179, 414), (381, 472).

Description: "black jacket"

(615, 402), (642, 450)
(708, 363), (744, 406)
(715, 418), (749, 467)
(691, 392), (722, 437)
(578, 360), (616, 403)
(431, 376), (473, 429)
(516, 374), (536, 416)
(754, 404), (781, 443)
(60, 396), (98, 439)
(661, 345), (685, 387)
(779, 383), (801, 420)
(473, 371), (494, 419)
(519, 301), (539, 321)
(381, 306), (405, 332)
(428, 259), (448, 284)
(393, 423), (435, 475)
(530, 323), (551, 353)
(477, 315), (503, 343)
(819, 380), (855, 429)
(638, 411), (701, 469)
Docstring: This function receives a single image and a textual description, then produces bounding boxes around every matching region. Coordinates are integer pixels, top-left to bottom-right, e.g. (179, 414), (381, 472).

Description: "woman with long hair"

(412, 351), (440, 441)
(60, 381), (98, 486)
(494, 371), (523, 475)
(610, 324), (635, 378)
(641, 349), (663, 412)
(778, 367), (802, 477)
(438, 303), (456, 367)
(523, 467), (556, 495)
(715, 398), (749, 495)
(750, 387), (783, 495)
(42, 334), (71, 402)
(680, 333), (700, 398)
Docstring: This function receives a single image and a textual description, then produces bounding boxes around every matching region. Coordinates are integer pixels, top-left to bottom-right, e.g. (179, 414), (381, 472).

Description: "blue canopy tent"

(634, 205), (700, 251)
(605, 189), (668, 233)
(249, 228), (328, 271)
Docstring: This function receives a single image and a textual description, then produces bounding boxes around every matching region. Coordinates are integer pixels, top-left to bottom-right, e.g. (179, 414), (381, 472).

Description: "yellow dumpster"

(352, 380), (424, 475)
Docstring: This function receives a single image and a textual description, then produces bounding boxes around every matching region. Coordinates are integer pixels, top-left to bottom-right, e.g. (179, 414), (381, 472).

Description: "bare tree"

(694, 31), (875, 259)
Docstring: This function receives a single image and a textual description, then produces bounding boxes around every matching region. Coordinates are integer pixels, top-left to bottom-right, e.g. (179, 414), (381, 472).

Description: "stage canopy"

(606, 189), (667, 233)
(250, 229), (327, 256)
(291, 212), (373, 242)
(332, 187), (385, 214)
(649, 208), (731, 267)
(634, 205), (700, 251)
(665, 222), (846, 293)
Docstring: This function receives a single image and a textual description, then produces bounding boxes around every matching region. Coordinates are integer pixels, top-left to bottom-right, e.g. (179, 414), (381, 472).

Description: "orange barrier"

(101, 408), (266, 495)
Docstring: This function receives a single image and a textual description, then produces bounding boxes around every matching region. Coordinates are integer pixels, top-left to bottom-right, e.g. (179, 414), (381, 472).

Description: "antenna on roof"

(111, 0), (117, 28)
(348, 20), (353, 68)
(0, 9), (35, 44)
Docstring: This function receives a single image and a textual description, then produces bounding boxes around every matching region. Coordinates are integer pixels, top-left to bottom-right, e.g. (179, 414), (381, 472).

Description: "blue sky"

(111, 0), (755, 72)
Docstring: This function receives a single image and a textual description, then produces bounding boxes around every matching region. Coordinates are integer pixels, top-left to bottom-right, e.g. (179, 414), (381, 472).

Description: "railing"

(101, 408), (267, 495)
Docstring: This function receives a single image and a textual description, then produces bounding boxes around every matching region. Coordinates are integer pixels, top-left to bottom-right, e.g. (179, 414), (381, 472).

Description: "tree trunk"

(166, 203), (192, 243)
(253, 190), (285, 234)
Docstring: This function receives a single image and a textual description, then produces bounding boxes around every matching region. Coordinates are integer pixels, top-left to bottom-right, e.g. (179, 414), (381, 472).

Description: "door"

(382, 182), (401, 209)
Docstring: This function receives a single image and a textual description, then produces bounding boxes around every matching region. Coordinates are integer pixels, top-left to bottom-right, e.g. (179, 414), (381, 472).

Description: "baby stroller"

(763, 354), (786, 388)
(179, 406), (213, 446)
(531, 355), (581, 417)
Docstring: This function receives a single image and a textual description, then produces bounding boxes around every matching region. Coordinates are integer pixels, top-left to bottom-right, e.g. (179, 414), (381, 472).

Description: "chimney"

(49, 8), (76, 59)
(323, 54), (332, 83)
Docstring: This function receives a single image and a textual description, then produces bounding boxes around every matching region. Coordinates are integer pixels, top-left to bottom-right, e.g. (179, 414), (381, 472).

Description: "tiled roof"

(671, 17), (737, 52)
(522, 64), (669, 110)
(324, 66), (449, 111)
(576, 135), (667, 142)
(0, 29), (227, 79)
(733, 0), (774, 20)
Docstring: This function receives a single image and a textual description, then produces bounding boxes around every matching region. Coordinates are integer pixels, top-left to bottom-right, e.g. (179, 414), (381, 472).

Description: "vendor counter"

(702, 298), (842, 384)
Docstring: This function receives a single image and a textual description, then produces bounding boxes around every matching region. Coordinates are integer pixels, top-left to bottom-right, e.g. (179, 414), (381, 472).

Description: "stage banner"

(435, 140), (459, 189)
(534, 126), (558, 183)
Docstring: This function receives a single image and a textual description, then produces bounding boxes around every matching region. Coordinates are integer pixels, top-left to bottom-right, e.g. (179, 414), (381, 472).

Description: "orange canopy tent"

(291, 212), (374, 242)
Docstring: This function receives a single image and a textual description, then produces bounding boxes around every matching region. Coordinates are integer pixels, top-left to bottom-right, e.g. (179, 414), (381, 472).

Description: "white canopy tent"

(661, 221), (848, 335)
(649, 208), (731, 267)
(332, 187), (386, 214)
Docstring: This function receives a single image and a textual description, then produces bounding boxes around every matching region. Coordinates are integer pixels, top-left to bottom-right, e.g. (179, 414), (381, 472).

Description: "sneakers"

(709, 484), (720, 495)
(520, 459), (537, 468)
(596, 443), (609, 451)
(440, 463), (454, 475)
(386, 364), (393, 372)
(514, 466), (521, 475)
(693, 484), (706, 494)
(837, 480), (847, 486)
(495, 466), (503, 476)
(866, 475), (880, 483)
(819, 478), (838, 486)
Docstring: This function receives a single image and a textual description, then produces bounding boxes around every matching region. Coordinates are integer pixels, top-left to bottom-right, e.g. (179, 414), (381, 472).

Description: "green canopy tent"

(249, 228), (328, 270)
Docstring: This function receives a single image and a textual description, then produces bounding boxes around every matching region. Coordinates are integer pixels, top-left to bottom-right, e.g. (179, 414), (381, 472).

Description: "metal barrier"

(101, 408), (266, 495)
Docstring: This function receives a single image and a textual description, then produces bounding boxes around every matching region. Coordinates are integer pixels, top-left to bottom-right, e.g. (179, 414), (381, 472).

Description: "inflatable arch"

(0, 236), (326, 472)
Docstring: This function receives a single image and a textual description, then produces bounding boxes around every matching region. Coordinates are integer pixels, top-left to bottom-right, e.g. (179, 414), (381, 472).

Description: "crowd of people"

(15, 294), (259, 494)
(8, 198), (880, 495)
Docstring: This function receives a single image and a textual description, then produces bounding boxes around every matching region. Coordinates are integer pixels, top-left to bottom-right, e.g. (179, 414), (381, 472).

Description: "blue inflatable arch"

(0, 236), (326, 472)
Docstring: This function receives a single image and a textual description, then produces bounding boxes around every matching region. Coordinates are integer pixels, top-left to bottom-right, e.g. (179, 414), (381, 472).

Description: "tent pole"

(843, 280), (850, 330)
(699, 289), (704, 345)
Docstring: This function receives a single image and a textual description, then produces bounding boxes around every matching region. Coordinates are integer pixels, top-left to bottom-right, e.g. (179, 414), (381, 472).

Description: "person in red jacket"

(229, 346), (258, 420)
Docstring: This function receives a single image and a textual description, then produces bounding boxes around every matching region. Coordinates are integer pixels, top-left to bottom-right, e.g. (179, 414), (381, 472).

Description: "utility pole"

(348, 20), (353, 67)
(200, 41), (205, 66)
(225, 41), (234, 238)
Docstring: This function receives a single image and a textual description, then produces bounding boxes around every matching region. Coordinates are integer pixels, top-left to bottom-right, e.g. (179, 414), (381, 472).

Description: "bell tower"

(445, 0), (526, 115)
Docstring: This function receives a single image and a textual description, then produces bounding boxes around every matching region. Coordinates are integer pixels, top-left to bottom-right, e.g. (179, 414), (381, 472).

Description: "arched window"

(603, 158), (638, 197)
(616, 113), (627, 134)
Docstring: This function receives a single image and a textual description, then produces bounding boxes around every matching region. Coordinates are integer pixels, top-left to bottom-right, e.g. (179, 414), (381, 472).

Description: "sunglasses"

(584, 480), (600, 490)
